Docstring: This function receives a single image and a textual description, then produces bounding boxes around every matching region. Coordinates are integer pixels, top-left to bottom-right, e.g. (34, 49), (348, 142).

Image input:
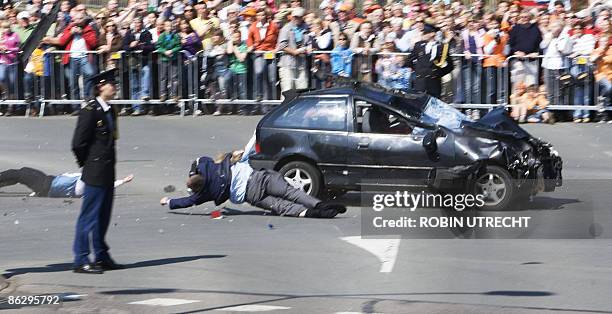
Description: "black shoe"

(305, 202), (347, 218)
(317, 201), (346, 214)
(73, 264), (104, 274)
(95, 259), (124, 270)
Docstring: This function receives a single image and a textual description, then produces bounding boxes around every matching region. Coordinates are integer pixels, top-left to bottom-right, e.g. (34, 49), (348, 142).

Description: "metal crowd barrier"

(1, 49), (609, 117)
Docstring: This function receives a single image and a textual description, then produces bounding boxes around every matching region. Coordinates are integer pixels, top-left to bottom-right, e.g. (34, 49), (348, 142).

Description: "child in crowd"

(156, 19), (181, 105)
(205, 30), (232, 115)
(510, 82), (528, 123)
(330, 33), (353, 79)
(228, 30), (249, 115)
(389, 55), (412, 92)
(525, 85), (554, 123)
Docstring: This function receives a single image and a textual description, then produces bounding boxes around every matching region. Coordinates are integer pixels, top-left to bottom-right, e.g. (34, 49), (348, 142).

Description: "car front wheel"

(473, 165), (515, 211)
(279, 161), (322, 197)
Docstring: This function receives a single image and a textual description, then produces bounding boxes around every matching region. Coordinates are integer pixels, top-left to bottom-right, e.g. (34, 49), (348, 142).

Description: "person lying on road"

(0, 167), (133, 198)
(160, 135), (346, 218)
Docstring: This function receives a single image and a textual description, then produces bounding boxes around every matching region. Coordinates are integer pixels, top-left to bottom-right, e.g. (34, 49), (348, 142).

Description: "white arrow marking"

(341, 236), (400, 273)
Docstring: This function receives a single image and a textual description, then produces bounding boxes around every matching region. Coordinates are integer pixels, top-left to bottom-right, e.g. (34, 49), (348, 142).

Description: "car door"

(262, 95), (350, 187)
(347, 99), (434, 188)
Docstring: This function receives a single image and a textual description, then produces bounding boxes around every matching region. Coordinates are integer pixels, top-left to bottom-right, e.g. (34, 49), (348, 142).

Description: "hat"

(364, 4), (382, 14)
(423, 23), (438, 34)
(89, 69), (118, 87)
(240, 7), (256, 17)
(17, 11), (31, 20)
(338, 4), (351, 11)
(226, 4), (240, 13)
(291, 7), (305, 17)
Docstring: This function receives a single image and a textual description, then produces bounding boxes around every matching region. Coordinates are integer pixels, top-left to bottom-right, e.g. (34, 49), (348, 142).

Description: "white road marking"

(215, 305), (291, 312)
(341, 236), (400, 273)
(604, 151), (612, 158)
(129, 298), (200, 306)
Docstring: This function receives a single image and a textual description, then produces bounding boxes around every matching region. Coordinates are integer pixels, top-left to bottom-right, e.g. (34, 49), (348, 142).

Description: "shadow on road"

(169, 207), (266, 216)
(1, 255), (225, 279)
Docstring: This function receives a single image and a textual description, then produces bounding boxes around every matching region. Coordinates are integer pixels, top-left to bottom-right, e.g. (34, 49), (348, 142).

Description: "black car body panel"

(250, 83), (563, 198)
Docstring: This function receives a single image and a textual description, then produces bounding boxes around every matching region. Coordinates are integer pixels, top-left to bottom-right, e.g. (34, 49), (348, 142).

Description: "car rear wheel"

(279, 161), (322, 197)
(473, 165), (514, 211)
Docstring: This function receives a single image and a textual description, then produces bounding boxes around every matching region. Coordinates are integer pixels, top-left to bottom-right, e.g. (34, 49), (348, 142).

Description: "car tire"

(279, 161), (322, 198)
(473, 165), (515, 211)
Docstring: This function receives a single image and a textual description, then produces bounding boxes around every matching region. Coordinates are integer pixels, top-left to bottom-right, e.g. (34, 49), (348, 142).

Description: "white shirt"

(425, 41), (437, 61)
(257, 22), (269, 42)
(96, 96), (111, 112)
(541, 33), (571, 69)
(70, 36), (87, 58)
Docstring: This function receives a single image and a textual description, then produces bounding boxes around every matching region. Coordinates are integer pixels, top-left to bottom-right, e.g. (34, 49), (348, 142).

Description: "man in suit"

(408, 24), (453, 98)
(71, 69), (122, 274)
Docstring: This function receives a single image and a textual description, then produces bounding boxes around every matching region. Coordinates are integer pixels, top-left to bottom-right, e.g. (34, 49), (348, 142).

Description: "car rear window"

(267, 97), (347, 131)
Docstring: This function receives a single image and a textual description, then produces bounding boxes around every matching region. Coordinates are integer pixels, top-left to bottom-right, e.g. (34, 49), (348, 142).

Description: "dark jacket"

(509, 23), (542, 55)
(169, 155), (233, 209)
(408, 40), (454, 98)
(71, 98), (117, 187)
(122, 29), (155, 66)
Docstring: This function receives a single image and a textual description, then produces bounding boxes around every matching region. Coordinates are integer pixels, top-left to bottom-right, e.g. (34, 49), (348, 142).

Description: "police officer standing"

(408, 24), (453, 98)
(71, 69), (123, 274)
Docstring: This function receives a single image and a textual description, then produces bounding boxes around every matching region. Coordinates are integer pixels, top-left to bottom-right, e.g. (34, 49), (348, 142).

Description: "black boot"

(305, 202), (347, 218)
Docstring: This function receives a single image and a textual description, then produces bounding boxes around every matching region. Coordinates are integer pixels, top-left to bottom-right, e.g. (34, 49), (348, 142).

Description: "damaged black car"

(249, 83), (563, 211)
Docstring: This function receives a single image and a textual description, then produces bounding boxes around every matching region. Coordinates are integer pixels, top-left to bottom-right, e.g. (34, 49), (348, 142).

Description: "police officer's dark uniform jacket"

(168, 155), (233, 209)
(72, 98), (118, 187)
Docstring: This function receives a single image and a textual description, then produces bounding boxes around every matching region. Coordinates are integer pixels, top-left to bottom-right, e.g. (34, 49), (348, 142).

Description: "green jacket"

(156, 32), (181, 61)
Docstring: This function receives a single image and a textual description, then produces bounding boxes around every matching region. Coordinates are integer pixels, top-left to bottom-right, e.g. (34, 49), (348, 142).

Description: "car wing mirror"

(423, 130), (440, 161)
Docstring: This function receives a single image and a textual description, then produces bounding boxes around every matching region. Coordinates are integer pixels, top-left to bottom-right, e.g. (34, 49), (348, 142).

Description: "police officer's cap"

(89, 69), (118, 87)
(423, 24), (439, 34)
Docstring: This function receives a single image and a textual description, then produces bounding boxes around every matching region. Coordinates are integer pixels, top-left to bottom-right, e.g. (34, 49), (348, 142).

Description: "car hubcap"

(475, 173), (507, 206)
(284, 168), (313, 194)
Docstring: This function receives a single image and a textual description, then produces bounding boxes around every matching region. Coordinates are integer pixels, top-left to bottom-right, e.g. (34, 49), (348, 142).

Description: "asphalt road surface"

(1, 116), (612, 314)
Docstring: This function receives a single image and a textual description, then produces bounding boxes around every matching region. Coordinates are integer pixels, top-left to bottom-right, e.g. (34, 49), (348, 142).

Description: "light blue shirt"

(48, 173), (80, 198)
(229, 133), (257, 204)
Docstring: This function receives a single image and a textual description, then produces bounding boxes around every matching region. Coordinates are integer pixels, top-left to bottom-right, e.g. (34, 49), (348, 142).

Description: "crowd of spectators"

(0, 0), (610, 122)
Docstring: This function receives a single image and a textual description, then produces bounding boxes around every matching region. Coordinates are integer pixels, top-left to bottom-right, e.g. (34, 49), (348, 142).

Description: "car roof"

(298, 82), (431, 120)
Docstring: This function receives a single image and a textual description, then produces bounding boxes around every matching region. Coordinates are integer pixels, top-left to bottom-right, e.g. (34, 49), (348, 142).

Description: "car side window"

(268, 97), (347, 131)
(355, 100), (413, 135)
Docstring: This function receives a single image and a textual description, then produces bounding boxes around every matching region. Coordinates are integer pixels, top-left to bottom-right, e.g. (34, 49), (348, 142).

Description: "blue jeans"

(0, 63), (17, 97)
(73, 184), (114, 266)
(485, 66), (498, 104)
(544, 69), (568, 107)
(571, 64), (591, 119)
(253, 56), (277, 100)
(67, 57), (95, 110)
(130, 65), (151, 112)
(232, 72), (248, 113)
(598, 77), (611, 107)
(462, 59), (482, 104)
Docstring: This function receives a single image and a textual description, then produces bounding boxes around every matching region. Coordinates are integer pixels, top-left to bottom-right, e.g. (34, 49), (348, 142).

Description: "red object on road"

(210, 210), (223, 219)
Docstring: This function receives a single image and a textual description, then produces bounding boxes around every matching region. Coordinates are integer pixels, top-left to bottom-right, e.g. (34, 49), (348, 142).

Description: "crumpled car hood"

(461, 107), (531, 140)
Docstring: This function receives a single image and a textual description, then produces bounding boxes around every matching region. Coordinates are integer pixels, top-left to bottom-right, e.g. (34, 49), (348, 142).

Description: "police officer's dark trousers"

(73, 184), (114, 266)
(245, 170), (320, 216)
